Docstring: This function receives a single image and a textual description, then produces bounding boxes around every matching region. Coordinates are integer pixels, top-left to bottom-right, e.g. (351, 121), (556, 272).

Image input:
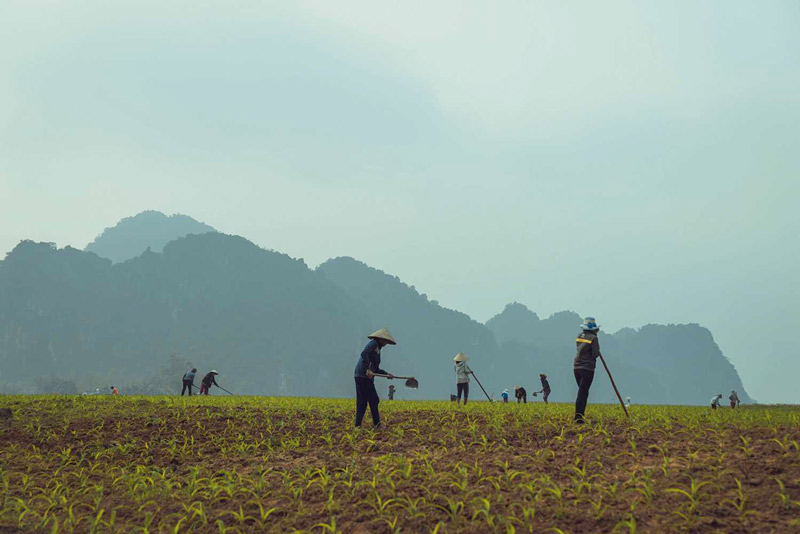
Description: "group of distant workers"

(711, 390), (741, 410)
(171, 316), (743, 426)
(180, 369), (222, 395)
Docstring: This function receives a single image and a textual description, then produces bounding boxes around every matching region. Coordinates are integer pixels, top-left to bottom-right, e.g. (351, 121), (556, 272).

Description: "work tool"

(372, 373), (419, 389)
(469, 371), (492, 402)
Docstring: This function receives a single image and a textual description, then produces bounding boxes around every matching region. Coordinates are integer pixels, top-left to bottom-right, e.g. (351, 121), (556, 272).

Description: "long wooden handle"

(372, 373), (415, 380)
(598, 354), (629, 418)
(470, 371), (493, 402)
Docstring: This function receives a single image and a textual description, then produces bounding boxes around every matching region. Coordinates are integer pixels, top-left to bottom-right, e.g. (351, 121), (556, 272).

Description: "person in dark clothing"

(574, 317), (601, 423)
(182, 368), (197, 396)
(388, 385), (396, 400)
(538, 373), (551, 404)
(354, 328), (396, 428)
(515, 385), (527, 403)
(199, 370), (219, 395)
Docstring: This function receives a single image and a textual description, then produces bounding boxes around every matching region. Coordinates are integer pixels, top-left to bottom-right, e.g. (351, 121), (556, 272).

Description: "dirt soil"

(1, 396), (799, 533)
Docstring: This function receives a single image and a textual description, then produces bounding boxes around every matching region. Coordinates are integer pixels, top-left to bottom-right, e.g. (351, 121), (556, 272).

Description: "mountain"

(485, 303), (752, 405)
(0, 214), (754, 404)
(85, 211), (217, 263)
(0, 235), (370, 396)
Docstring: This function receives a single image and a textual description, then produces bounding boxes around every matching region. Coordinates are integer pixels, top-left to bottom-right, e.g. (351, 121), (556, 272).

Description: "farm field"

(1, 396), (799, 533)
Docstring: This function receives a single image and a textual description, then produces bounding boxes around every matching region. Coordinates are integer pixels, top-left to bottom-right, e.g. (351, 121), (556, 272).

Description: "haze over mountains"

(0, 211), (751, 404)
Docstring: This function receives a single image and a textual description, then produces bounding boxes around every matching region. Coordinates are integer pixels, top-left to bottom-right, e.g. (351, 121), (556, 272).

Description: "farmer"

(388, 384), (396, 400)
(710, 394), (723, 410)
(625, 396), (632, 408)
(182, 368), (197, 396)
(110, 386), (118, 396)
(515, 385), (527, 404)
(453, 352), (472, 405)
(729, 390), (740, 409)
(199, 370), (219, 395)
(537, 373), (551, 404)
(354, 328), (396, 428)
(501, 389), (509, 403)
(574, 316), (602, 424)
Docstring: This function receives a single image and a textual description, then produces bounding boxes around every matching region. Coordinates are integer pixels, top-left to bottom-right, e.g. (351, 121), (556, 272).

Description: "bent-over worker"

(182, 368), (197, 396)
(711, 394), (723, 410)
(354, 328), (396, 428)
(200, 370), (219, 395)
(515, 385), (527, 404)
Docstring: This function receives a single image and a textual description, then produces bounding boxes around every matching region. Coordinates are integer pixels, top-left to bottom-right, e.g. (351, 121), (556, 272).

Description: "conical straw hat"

(453, 352), (468, 362)
(514, 385), (521, 390)
(368, 328), (397, 345)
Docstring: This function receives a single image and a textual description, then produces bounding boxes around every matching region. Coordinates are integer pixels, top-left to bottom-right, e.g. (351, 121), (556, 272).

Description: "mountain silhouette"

(0, 215), (753, 404)
(85, 211), (216, 263)
(485, 302), (752, 404)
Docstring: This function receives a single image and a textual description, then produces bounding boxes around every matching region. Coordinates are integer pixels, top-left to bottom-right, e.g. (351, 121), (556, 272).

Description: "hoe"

(372, 373), (419, 389)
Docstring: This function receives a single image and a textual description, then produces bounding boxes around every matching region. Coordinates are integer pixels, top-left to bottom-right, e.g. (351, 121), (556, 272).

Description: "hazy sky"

(2, 1), (799, 402)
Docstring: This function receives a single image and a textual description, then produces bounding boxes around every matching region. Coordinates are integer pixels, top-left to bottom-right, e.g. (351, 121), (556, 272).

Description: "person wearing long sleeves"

(515, 385), (527, 403)
(453, 352), (472, 405)
(729, 390), (740, 409)
(574, 317), (602, 423)
(354, 328), (396, 428)
(711, 394), (723, 410)
(182, 368), (197, 396)
(538, 373), (551, 404)
(199, 370), (219, 395)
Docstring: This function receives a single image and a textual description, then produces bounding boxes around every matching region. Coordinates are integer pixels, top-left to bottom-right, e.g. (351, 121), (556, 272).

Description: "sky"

(2, 1), (799, 402)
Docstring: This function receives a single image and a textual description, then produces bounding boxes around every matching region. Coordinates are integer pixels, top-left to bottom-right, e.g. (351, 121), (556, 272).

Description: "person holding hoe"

(574, 316), (603, 424)
(199, 370), (219, 395)
(453, 352), (472, 405)
(182, 368), (197, 396)
(354, 328), (396, 428)
(515, 385), (527, 403)
(537, 373), (551, 404)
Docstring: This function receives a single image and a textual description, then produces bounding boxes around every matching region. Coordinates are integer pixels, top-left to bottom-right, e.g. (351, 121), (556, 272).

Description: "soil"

(0, 397), (799, 533)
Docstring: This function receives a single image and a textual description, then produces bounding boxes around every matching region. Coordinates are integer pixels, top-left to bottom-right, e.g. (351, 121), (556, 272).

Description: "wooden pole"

(598, 354), (630, 418)
(470, 371), (493, 402)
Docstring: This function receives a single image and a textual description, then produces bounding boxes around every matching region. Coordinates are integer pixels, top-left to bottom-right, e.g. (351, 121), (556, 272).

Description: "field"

(1, 396), (799, 533)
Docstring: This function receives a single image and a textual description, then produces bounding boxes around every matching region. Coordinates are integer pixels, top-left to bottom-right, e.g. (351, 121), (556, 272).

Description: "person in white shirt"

(710, 394), (723, 410)
(453, 353), (472, 405)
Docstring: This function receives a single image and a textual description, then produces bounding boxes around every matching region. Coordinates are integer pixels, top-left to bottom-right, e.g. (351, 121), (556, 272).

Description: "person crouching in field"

(729, 390), (740, 409)
(515, 385), (527, 403)
(501, 389), (509, 403)
(354, 328), (396, 428)
(182, 368), (197, 396)
(711, 394), (723, 410)
(537, 373), (551, 403)
(200, 370), (219, 395)
(574, 317), (602, 424)
(453, 352), (472, 405)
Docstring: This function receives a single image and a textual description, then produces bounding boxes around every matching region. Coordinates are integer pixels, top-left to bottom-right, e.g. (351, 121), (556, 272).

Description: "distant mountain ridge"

(0, 213), (753, 404)
(85, 211), (216, 263)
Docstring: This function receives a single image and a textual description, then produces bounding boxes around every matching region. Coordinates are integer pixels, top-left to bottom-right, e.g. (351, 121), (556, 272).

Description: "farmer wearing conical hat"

(574, 317), (601, 423)
(537, 373), (551, 404)
(354, 328), (396, 428)
(453, 352), (472, 405)
(199, 370), (219, 395)
(501, 389), (509, 403)
(514, 385), (527, 404)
